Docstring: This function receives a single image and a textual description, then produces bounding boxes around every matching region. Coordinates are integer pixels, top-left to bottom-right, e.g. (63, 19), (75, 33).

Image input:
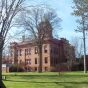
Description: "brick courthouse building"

(9, 37), (75, 72)
(9, 19), (75, 72)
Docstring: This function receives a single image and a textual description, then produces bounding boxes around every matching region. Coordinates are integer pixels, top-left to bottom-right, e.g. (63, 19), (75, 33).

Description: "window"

(19, 49), (22, 56)
(56, 48), (58, 54)
(16, 50), (18, 56)
(35, 67), (37, 71)
(51, 57), (53, 64)
(54, 47), (58, 54)
(26, 59), (28, 64)
(54, 58), (55, 64)
(56, 58), (58, 64)
(35, 58), (37, 64)
(57, 58), (59, 64)
(25, 49), (28, 55)
(45, 57), (48, 63)
(44, 45), (48, 53)
(65, 59), (67, 62)
(28, 59), (31, 64)
(50, 46), (53, 53)
(35, 47), (38, 54)
(45, 67), (48, 71)
(29, 48), (31, 55)
(54, 58), (57, 64)
(11, 51), (13, 57)
(54, 47), (55, 54)
(26, 59), (31, 64)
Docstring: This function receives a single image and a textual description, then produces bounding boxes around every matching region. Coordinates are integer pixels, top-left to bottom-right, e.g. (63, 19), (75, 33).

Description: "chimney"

(22, 35), (25, 42)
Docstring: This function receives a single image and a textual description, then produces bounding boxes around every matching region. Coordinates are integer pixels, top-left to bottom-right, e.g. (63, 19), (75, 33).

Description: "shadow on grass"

(5, 74), (88, 77)
(4, 74), (88, 88)
(5, 79), (88, 84)
(4, 80), (88, 88)
(13, 74), (88, 80)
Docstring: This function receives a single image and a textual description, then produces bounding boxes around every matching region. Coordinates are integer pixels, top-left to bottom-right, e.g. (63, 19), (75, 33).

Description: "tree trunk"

(0, 43), (6, 88)
(0, 41), (3, 80)
(38, 45), (42, 72)
(0, 46), (2, 80)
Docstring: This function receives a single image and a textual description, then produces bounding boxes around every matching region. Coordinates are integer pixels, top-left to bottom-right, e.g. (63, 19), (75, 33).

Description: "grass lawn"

(2, 71), (88, 88)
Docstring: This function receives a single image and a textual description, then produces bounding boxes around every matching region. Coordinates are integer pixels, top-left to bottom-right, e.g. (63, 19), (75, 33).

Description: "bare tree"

(57, 63), (68, 75)
(0, 0), (25, 87)
(70, 37), (83, 58)
(18, 5), (62, 72)
(64, 42), (76, 71)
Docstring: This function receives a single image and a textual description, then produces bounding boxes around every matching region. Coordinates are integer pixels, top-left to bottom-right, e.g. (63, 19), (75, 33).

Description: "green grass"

(2, 71), (88, 88)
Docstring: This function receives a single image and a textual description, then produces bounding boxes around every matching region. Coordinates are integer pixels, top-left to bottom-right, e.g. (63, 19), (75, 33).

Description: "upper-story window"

(11, 51), (14, 57)
(56, 48), (58, 54)
(16, 50), (18, 56)
(54, 47), (58, 54)
(54, 47), (56, 54)
(35, 47), (38, 54)
(19, 49), (22, 56)
(25, 49), (28, 55)
(29, 48), (31, 55)
(44, 45), (48, 53)
(50, 46), (53, 53)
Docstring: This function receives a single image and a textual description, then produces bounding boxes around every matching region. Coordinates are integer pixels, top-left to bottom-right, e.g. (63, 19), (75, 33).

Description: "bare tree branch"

(17, 5), (61, 72)
(0, 0), (25, 83)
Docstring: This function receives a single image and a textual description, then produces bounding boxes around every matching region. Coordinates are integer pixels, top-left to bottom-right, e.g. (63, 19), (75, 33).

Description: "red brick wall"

(2, 67), (9, 73)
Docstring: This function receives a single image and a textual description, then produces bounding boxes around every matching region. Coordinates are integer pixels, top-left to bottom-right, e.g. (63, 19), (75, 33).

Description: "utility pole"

(75, 0), (87, 73)
(82, 0), (88, 73)
(82, 15), (87, 73)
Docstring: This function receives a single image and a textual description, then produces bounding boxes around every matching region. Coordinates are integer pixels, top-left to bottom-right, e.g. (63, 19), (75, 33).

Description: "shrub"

(9, 64), (24, 72)
(56, 63), (68, 75)
(50, 66), (57, 72)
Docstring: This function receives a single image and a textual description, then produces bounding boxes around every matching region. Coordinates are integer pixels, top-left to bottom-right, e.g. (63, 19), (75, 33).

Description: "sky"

(25, 0), (82, 41)
(8, 0), (84, 43)
(5, 0), (88, 54)
(25, 0), (88, 54)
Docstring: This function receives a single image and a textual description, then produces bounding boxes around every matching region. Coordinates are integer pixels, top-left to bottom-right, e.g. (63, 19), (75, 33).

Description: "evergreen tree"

(72, 0), (88, 73)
